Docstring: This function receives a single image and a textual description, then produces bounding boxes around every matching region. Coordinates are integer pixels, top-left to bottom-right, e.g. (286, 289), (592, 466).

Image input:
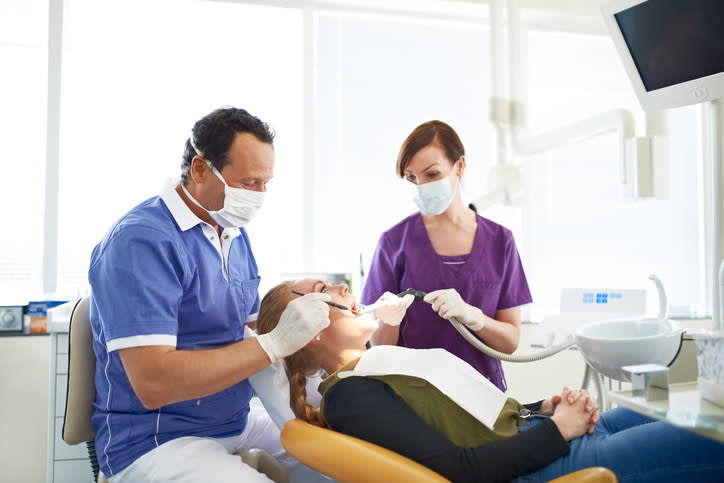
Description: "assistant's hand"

(424, 289), (486, 331)
(256, 293), (331, 363)
(373, 292), (414, 326)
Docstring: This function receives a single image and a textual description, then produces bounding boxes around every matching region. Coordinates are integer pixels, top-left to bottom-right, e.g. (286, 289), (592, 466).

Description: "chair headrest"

(245, 326), (324, 429)
(62, 296), (96, 445)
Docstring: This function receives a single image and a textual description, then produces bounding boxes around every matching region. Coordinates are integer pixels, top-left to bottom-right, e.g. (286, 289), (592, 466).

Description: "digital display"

(614, 0), (724, 92)
(581, 293), (623, 304)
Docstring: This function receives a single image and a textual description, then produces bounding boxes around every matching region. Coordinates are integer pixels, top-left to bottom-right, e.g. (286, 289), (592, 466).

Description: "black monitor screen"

(614, 0), (724, 92)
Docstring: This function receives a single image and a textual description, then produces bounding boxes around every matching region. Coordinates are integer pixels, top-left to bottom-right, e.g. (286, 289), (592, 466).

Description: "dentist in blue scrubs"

(88, 107), (330, 482)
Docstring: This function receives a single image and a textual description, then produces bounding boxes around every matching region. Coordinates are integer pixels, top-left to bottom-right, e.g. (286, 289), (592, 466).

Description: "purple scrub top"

(361, 213), (532, 391)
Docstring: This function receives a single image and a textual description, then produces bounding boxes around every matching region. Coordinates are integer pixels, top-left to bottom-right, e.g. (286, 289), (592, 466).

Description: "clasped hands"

(542, 387), (600, 441)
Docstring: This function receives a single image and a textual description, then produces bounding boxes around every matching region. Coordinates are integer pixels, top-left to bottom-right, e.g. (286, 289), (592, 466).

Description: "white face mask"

(182, 162), (265, 228)
(408, 163), (459, 216)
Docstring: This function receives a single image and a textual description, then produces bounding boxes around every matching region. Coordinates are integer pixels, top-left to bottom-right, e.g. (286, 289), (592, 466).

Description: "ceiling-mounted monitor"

(601, 0), (724, 111)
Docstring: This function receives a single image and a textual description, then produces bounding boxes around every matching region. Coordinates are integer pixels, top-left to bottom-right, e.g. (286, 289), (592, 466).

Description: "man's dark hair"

(180, 107), (275, 184)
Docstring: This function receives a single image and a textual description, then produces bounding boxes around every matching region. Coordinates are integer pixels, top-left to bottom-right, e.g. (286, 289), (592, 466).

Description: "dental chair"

(280, 419), (617, 483)
(61, 296), (289, 483)
(246, 347), (618, 483)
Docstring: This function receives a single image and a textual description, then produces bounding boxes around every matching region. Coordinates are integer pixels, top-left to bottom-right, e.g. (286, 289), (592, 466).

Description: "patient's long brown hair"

(256, 281), (327, 428)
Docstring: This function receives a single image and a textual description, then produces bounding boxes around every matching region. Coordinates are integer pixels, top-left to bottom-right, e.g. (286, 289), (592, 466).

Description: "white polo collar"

(160, 178), (203, 231)
(159, 178), (240, 238)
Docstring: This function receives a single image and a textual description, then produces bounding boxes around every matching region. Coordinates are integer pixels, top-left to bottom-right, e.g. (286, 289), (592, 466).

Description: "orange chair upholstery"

(281, 419), (450, 483)
(281, 419), (618, 483)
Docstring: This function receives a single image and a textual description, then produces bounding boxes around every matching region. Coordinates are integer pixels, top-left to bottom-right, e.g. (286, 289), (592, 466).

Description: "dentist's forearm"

(119, 339), (270, 410)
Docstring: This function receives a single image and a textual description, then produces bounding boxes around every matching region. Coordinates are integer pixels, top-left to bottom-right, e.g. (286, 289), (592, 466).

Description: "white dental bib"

(338, 345), (507, 430)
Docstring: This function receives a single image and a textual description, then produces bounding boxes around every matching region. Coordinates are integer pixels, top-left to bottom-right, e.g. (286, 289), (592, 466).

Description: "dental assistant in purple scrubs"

(361, 120), (532, 391)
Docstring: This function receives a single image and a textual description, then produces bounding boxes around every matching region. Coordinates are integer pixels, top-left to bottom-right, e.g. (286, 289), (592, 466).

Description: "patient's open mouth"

(351, 301), (363, 317)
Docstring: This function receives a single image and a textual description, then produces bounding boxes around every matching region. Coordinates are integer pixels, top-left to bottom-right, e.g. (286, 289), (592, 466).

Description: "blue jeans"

(515, 408), (724, 483)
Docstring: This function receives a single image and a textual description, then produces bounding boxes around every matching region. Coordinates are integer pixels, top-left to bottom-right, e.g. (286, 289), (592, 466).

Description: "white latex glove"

(372, 292), (415, 326)
(256, 292), (331, 363)
(423, 289), (486, 331)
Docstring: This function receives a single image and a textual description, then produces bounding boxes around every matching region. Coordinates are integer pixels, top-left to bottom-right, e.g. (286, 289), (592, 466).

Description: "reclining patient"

(256, 278), (724, 483)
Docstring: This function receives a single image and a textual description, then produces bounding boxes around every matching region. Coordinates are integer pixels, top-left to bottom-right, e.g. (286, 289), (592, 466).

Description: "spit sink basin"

(574, 317), (684, 381)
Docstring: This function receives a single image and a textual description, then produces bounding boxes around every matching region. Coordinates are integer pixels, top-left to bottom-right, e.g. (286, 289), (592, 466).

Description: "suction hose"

(397, 289), (576, 363)
(396, 288), (603, 405)
(447, 317), (576, 362)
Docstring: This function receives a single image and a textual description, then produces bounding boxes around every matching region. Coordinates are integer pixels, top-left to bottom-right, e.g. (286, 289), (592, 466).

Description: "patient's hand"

(549, 387), (600, 440)
(539, 389), (570, 415)
(538, 397), (558, 416)
(562, 387), (599, 433)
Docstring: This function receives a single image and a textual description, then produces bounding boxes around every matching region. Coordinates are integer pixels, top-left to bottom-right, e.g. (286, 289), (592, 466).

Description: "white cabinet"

(47, 304), (95, 483)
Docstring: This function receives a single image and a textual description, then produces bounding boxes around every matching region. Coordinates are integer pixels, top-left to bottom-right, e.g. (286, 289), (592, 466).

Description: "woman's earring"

(315, 335), (321, 341)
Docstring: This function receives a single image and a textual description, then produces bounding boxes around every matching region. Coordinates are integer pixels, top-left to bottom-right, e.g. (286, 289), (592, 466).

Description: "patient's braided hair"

(256, 281), (328, 428)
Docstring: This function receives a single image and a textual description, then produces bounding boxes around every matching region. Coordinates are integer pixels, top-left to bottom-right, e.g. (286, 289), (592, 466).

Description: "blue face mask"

(408, 163), (459, 216)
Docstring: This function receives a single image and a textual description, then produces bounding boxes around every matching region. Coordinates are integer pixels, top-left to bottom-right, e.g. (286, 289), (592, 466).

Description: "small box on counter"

(25, 300), (68, 334)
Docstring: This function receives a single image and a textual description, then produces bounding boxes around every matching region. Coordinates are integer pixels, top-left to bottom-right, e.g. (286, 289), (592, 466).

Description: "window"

(524, 30), (703, 319)
(56, 0), (304, 298)
(3, 1), (709, 322)
(314, 12), (500, 293)
(0, 0), (48, 302)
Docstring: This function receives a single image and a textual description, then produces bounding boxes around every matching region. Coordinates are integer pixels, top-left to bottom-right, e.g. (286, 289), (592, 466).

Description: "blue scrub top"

(361, 213), (532, 391)
(88, 183), (260, 477)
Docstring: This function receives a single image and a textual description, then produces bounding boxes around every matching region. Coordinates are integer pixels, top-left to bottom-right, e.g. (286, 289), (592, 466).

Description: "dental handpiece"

(396, 288), (427, 300)
(355, 288), (428, 315)
(291, 288), (425, 316)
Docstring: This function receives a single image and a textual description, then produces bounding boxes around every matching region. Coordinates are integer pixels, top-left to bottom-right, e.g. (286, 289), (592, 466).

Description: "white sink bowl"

(574, 317), (684, 381)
